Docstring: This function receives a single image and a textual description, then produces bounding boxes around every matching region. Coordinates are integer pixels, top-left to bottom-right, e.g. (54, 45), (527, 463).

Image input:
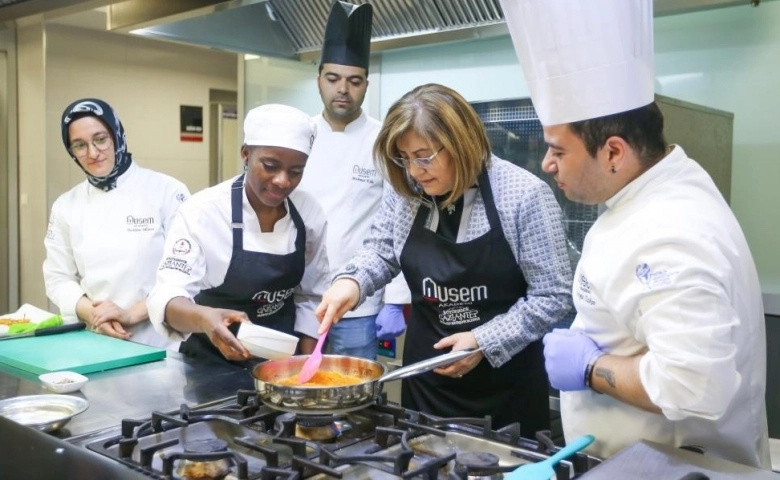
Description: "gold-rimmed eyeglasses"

(69, 134), (112, 159)
(390, 146), (444, 170)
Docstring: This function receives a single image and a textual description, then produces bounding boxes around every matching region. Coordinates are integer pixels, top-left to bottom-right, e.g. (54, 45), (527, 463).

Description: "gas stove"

(69, 390), (601, 479)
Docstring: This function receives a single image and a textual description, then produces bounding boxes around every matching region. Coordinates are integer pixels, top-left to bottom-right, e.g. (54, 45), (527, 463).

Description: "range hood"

(105, 0), (772, 61)
(107, 0), (508, 61)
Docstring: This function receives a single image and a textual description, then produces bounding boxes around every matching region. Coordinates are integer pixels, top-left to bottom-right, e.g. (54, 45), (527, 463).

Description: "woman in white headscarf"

(44, 98), (190, 349)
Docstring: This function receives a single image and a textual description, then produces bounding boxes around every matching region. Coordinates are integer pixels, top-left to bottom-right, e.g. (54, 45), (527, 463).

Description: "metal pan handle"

(378, 348), (482, 383)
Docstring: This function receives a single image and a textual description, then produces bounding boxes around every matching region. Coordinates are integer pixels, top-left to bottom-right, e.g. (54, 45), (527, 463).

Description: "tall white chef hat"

(243, 104), (317, 155)
(499, 0), (655, 126)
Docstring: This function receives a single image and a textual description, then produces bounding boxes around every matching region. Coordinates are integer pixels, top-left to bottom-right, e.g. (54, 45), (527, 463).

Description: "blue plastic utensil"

(504, 434), (595, 479)
(296, 327), (329, 384)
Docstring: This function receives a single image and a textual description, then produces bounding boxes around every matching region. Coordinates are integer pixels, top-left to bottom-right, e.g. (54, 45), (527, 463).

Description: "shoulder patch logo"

(635, 262), (676, 290)
(172, 238), (192, 255)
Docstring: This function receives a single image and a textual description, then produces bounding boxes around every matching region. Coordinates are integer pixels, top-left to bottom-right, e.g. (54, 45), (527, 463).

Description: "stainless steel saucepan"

(252, 348), (480, 414)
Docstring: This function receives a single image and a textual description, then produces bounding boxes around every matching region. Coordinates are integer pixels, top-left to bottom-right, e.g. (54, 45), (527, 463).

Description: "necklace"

(432, 196), (456, 215)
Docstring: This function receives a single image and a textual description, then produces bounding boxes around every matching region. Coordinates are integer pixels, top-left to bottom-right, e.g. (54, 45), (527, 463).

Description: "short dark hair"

(318, 63), (369, 75)
(568, 102), (667, 166)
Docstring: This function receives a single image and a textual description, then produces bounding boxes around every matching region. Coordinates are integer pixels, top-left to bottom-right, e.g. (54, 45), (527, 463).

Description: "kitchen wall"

(378, 35), (527, 112)
(244, 56), (319, 114)
(16, 22), (238, 309)
(0, 26), (19, 315)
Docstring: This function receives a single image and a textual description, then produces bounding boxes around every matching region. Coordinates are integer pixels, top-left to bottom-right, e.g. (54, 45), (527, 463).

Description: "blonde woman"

(315, 84), (573, 433)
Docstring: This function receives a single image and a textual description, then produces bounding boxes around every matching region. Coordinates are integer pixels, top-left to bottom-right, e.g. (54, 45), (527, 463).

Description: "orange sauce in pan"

(276, 370), (364, 387)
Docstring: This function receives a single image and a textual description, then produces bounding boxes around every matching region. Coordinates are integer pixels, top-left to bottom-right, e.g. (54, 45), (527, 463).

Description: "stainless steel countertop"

(579, 440), (780, 479)
(0, 351), (255, 439)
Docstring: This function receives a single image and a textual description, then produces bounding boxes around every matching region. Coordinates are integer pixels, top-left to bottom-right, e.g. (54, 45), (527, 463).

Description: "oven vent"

(270, 0), (504, 55)
(94, 0), (778, 62)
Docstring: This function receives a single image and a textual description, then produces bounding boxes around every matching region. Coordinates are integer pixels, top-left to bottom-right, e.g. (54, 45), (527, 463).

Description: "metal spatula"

(296, 327), (329, 384)
(504, 434), (595, 479)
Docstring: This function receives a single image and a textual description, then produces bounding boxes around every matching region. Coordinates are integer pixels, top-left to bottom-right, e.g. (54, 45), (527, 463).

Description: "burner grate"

(78, 391), (600, 479)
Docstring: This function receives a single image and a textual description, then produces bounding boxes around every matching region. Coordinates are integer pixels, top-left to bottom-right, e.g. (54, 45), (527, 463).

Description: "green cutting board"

(0, 330), (166, 375)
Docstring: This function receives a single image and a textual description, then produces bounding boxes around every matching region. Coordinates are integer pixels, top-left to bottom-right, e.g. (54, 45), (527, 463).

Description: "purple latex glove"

(543, 328), (604, 391)
(376, 304), (406, 340)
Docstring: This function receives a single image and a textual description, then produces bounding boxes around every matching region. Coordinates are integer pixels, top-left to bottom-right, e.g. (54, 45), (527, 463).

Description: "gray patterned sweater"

(336, 157), (573, 367)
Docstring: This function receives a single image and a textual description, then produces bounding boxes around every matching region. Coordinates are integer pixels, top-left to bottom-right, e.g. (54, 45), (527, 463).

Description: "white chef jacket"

(297, 112), (410, 318)
(561, 146), (770, 468)
(43, 162), (190, 350)
(147, 176), (330, 340)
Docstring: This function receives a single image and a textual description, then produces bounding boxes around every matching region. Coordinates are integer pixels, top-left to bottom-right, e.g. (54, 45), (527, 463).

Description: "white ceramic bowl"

(236, 323), (298, 360)
(38, 371), (88, 394)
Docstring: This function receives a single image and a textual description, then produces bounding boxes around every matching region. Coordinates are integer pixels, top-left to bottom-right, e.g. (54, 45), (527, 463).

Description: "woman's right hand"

(315, 278), (360, 334)
(198, 308), (251, 361)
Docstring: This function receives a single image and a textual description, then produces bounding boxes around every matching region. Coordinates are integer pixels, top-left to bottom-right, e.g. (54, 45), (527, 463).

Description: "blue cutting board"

(0, 330), (166, 375)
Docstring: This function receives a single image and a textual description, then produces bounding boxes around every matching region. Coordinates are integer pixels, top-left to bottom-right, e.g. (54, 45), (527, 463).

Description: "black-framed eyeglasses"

(69, 134), (112, 158)
(390, 146), (444, 170)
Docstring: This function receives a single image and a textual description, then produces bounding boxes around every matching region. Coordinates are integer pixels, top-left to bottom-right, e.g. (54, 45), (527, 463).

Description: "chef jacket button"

(344, 263), (357, 273)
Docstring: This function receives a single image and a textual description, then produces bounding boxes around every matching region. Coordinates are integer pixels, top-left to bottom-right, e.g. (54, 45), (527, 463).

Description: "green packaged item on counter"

(8, 316), (63, 335)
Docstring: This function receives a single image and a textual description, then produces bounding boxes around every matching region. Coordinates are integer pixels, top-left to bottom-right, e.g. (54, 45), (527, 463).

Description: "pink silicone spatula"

(297, 327), (329, 384)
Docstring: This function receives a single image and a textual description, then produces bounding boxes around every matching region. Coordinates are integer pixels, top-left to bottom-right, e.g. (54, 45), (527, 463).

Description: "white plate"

(39, 371), (89, 394)
(236, 323), (298, 359)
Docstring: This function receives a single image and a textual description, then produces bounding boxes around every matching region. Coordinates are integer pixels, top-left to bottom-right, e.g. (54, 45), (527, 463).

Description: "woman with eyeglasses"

(315, 84), (573, 433)
(43, 98), (190, 348)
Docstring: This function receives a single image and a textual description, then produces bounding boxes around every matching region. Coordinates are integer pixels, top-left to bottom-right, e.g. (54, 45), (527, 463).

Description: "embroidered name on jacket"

(126, 215), (155, 233)
(159, 257), (192, 275)
(252, 288), (295, 317)
(422, 277), (486, 326)
(351, 165), (377, 184)
(45, 219), (55, 240)
(576, 273), (596, 306)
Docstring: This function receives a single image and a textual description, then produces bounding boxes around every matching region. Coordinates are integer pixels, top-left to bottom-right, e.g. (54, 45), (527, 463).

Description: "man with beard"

(500, 0), (770, 468)
(297, 1), (409, 358)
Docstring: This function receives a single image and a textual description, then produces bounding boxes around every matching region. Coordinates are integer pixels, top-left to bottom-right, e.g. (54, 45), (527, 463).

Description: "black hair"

(568, 102), (667, 166)
(318, 62), (369, 76)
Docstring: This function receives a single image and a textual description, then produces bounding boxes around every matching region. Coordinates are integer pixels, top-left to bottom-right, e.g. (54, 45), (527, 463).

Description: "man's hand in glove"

(543, 328), (604, 391)
(375, 304), (406, 340)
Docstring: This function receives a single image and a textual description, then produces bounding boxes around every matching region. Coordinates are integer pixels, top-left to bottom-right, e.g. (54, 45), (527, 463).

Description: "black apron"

(399, 171), (549, 435)
(180, 174), (306, 365)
